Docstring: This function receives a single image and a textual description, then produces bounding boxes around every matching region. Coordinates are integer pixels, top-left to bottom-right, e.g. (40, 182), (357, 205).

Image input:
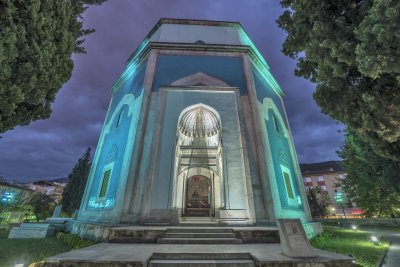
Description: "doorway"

(172, 103), (223, 219)
(186, 175), (212, 217)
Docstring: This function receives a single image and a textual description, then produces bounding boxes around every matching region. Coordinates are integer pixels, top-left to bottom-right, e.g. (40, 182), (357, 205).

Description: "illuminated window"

(317, 176), (324, 182)
(320, 185), (327, 191)
(99, 169), (111, 198)
(304, 177), (311, 182)
(283, 171), (294, 199)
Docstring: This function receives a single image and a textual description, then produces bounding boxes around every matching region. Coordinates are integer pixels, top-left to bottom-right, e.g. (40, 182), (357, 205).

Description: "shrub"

(56, 232), (96, 249)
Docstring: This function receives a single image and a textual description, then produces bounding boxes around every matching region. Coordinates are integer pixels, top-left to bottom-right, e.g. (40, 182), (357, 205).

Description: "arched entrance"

(172, 103), (224, 219)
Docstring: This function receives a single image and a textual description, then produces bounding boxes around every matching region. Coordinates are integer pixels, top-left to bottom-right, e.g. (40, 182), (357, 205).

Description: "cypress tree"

(277, 0), (400, 162)
(339, 131), (400, 217)
(62, 148), (91, 215)
(278, 1), (400, 206)
(0, 0), (106, 133)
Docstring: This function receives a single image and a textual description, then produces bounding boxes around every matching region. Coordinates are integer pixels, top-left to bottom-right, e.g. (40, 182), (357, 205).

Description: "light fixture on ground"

(351, 225), (357, 231)
(371, 235), (379, 246)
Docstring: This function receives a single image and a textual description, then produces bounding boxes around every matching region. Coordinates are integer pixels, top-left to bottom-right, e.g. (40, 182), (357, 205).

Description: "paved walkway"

(375, 230), (400, 267)
(353, 227), (400, 267)
(46, 243), (352, 266)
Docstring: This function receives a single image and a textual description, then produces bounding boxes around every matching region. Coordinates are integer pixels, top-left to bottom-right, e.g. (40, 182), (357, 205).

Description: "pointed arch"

(171, 72), (230, 87)
(262, 98), (288, 138)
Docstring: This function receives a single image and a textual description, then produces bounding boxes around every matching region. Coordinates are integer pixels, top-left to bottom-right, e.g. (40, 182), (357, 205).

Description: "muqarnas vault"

(77, 19), (316, 231)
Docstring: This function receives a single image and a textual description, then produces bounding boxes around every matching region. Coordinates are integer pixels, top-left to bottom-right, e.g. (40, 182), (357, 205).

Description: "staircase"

(148, 253), (256, 267)
(157, 228), (242, 244)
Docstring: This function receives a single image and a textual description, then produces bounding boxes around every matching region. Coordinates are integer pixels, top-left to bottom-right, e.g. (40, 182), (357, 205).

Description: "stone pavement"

(46, 242), (352, 266)
(340, 226), (400, 267)
(382, 232), (400, 267)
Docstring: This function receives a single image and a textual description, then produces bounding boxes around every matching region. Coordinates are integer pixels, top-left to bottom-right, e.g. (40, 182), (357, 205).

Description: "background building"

(300, 161), (364, 218)
(0, 180), (34, 224)
(0, 180), (33, 204)
(24, 178), (67, 203)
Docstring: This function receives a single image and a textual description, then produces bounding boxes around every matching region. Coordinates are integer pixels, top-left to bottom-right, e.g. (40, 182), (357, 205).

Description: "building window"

(116, 108), (124, 127)
(283, 171), (294, 199)
(304, 177), (311, 183)
(339, 174), (345, 179)
(317, 176), (324, 182)
(99, 169), (111, 198)
(272, 114), (279, 132)
(320, 185), (327, 191)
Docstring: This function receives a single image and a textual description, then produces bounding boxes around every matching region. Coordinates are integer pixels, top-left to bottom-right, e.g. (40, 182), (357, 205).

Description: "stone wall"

(68, 221), (115, 241)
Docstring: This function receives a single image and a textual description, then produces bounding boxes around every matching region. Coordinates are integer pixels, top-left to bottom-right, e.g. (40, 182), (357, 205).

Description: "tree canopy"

(306, 187), (332, 218)
(277, 0), (400, 162)
(0, 0), (106, 133)
(61, 148), (91, 215)
(28, 192), (54, 222)
(339, 130), (400, 217)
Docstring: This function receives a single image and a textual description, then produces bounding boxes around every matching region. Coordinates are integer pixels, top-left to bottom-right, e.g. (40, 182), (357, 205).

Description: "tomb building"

(76, 19), (319, 236)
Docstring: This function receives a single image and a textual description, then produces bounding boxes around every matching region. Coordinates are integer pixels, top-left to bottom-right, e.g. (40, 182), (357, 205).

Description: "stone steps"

(148, 253), (255, 267)
(158, 237), (243, 244)
(179, 220), (220, 227)
(167, 228), (233, 233)
(166, 232), (235, 238)
(148, 259), (256, 266)
(157, 228), (243, 244)
(108, 226), (280, 244)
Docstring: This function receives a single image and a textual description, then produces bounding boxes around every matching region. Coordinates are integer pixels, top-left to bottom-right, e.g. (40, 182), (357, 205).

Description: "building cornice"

(111, 42), (284, 96)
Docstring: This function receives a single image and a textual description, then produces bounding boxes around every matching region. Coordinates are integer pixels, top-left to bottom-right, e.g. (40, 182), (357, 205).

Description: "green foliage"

(339, 130), (400, 217)
(61, 148), (91, 215)
(28, 193), (55, 222)
(0, 203), (37, 224)
(0, 0), (106, 133)
(0, 228), (8, 238)
(306, 187), (331, 218)
(56, 232), (96, 249)
(277, 0), (400, 162)
(311, 227), (389, 267)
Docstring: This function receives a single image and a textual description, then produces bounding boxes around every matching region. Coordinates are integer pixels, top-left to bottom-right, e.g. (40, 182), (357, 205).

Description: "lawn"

(311, 226), (389, 267)
(0, 228), (94, 267)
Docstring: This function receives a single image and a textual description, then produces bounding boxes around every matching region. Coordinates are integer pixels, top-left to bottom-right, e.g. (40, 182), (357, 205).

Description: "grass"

(0, 228), (96, 267)
(311, 226), (389, 267)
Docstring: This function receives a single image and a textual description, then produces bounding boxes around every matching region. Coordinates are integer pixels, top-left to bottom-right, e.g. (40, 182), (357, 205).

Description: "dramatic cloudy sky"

(0, 0), (344, 182)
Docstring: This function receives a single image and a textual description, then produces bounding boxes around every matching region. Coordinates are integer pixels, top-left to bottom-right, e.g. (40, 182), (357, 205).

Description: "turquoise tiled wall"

(86, 60), (147, 210)
(153, 54), (247, 94)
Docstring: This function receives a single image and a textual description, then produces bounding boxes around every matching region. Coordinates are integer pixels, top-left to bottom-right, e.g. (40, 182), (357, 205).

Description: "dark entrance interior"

(186, 175), (212, 217)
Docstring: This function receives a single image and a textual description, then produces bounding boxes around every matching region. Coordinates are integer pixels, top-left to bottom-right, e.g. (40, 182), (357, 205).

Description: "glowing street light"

(371, 235), (379, 246)
(351, 225), (358, 231)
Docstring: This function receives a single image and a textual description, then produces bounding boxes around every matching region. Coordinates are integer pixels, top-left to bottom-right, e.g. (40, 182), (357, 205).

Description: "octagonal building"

(77, 19), (317, 234)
